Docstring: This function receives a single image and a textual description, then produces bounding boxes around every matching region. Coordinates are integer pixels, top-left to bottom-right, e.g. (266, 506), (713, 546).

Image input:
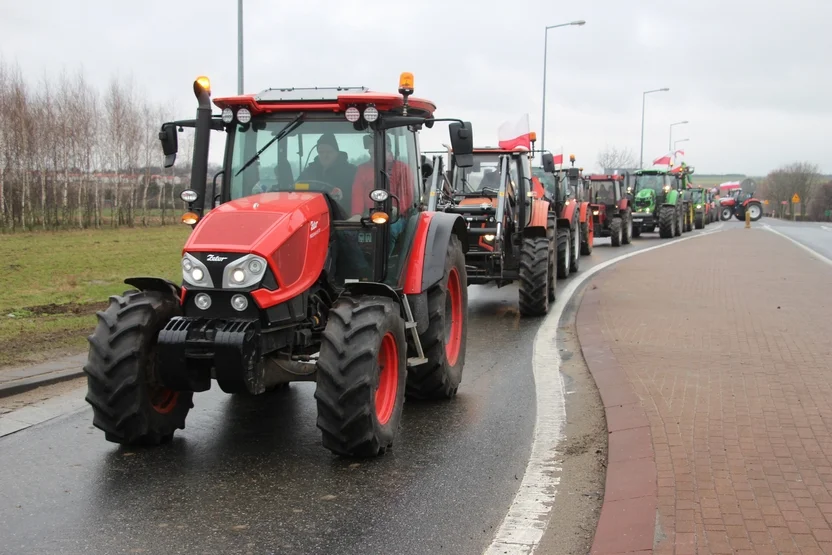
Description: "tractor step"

(407, 357), (429, 367)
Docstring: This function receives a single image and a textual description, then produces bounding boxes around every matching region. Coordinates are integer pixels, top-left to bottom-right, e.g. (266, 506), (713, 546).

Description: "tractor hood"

(719, 197), (736, 206)
(634, 189), (656, 206)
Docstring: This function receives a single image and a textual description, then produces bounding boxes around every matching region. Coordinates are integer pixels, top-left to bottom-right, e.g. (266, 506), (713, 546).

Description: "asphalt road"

(0, 223), (723, 555)
(760, 217), (832, 260)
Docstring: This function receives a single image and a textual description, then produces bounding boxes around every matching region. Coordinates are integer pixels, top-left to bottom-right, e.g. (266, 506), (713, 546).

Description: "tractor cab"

(586, 174), (632, 245)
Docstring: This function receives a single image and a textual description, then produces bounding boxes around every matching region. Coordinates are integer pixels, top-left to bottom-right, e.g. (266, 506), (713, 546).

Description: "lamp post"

(237, 0), (244, 94)
(669, 120), (688, 150)
(639, 87), (670, 168)
(674, 138), (689, 151)
(541, 19), (585, 156)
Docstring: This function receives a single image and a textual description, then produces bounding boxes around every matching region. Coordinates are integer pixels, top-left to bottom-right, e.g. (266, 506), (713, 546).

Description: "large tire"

(407, 235), (467, 400)
(685, 207), (693, 232)
(570, 222), (580, 273)
(675, 207), (683, 236)
(519, 236), (550, 317)
(695, 213), (704, 229)
(747, 202), (763, 221)
(84, 290), (193, 446)
(547, 218), (556, 303)
(659, 206), (675, 238)
(622, 210), (633, 245)
(720, 206), (733, 221)
(315, 296), (407, 457)
(580, 221), (593, 255)
(632, 224), (642, 238)
(610, 217), (622, 247)
(556, 227), (571, 279)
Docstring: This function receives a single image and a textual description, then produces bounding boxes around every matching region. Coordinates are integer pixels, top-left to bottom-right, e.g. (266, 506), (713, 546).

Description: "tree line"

(0, 59), (199, 233)
(759, 162), (832, 220)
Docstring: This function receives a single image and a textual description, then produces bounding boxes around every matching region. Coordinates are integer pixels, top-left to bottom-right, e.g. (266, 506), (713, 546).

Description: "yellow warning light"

(371, 211), (390, 225)
(195, 76), (211, 94)
(181, 212), (199, 225)
(398, 72), (414, 93)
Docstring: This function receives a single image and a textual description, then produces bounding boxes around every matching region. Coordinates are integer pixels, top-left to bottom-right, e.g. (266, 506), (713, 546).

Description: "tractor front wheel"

(610, 217), (622, 247)
(580, 221), (593, 255)
(632, 223), (642, 238)
(519, 236), (550, 317)
(570, 222), (580, 273)
(547, 217), (557, 303)
(622, 210), (633, 245)
(675, 207), (683, 236)
(695, 213), (704, 229)
(720, 207), (733, 221)
(659, 206), (675, 238)
(556, 228), (571, 279)
(315, 296), (407, 457)
(407, 235), (467, 400)
(84, 290), (193, 446)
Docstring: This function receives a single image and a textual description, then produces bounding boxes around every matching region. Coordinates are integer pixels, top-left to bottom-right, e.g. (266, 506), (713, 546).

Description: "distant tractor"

(83, 73), (477, 457)
(720, 189), (763, 221)
(631, 169), (687, 238)
(586, 173), (632, 245)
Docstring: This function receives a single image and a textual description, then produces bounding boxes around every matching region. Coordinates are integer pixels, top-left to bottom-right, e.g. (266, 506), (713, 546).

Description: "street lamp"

(674, 138), (689, 151)
(541, 19), (586, 156)
(669, 120), (688, 150)
(639, 87), (670, 168)
(238, 0), (244, 94)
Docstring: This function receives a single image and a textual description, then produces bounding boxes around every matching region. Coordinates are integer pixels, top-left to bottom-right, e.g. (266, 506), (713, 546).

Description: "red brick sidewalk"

(578, 228), (832, 554)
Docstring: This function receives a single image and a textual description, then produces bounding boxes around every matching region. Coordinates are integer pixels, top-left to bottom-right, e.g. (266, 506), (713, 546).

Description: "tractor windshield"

(453, 153), (518, 195)
(689, 189), (704, 202)
(592, 181), (616, 204)
(633, 174), (667, 193)
(228, 116), (419, 221)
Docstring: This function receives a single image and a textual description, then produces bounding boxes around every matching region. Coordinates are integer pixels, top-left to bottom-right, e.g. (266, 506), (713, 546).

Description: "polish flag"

(552, 153), (564, 165)
(653, 153), (672, 166)
(674, 149), (685, 157)
(498, 114), (532, 150)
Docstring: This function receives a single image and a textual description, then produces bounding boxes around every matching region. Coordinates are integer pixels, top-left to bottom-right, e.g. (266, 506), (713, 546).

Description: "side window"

(385, 128), (419, 213)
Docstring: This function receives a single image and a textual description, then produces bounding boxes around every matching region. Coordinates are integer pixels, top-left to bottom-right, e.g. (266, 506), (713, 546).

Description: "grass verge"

(1, 225), (190, 369)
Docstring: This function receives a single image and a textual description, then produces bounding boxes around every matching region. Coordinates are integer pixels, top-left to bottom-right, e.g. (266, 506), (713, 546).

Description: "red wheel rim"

(375, 332), (399, 425)
(150, 386), (179, 414)
(445, 267), (463, 366)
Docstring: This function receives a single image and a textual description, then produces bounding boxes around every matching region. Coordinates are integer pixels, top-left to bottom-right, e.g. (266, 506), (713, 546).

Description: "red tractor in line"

(82, 73), (476, 458)
(719, 188), (763, 221)
(586, 173), (632, 246)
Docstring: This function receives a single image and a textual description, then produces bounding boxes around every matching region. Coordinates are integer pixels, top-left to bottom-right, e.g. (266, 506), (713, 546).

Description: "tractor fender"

(342, 281), (430, 334)
(528, 199), (550, 229)
(403, 212), (468, 294)
(743, 198), (760, 207)
(559, 202), (579, 228)
(618, 198), (629, 211)
(578, 202), (590, 224)
(124, 277), (181, 299)
(664, 190), (680, 205)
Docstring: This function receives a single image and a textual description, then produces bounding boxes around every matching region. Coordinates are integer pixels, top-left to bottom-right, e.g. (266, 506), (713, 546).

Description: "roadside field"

(1, 225), (190, 368)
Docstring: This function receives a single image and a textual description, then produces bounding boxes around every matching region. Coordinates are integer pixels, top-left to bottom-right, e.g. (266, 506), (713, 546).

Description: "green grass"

(0, 225), (191, 368)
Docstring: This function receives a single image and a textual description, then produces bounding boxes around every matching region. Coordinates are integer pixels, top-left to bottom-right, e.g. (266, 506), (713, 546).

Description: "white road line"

(0, 385), (88, 438)
(763, 224), (832, 268)
(484, 224), (724, 554)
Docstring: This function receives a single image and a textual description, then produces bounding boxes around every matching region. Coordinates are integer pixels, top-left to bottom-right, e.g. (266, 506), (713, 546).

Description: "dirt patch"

(13, 300), (107, 317)
(0, 328), (88, 370)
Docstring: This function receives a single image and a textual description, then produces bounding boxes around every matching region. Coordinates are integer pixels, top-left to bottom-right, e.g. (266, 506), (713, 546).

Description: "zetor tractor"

(720, 188), (763, 221)
(586, 173), (632, 246)
(82, 74), (476, 457)
(631, 169), (687, 239)
(428, 144), (557, 316)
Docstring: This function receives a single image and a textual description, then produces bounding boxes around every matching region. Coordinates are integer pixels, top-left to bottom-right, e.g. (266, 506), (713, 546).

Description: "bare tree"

(597, 145), (638, 172)
(762, 162), (822, 218)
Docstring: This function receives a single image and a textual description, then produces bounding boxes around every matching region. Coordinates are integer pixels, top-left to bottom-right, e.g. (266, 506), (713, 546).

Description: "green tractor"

(631, 169), (689, 238)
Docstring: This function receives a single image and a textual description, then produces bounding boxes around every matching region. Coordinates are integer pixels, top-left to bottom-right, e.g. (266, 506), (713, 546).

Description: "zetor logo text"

(206, 254), (228, 262)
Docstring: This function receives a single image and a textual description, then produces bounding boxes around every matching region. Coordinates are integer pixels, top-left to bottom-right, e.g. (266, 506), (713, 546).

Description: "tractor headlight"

(592, 210), (599, 215)
(182, 253), (214, 287)
(663, 185), (671, 193)
(223, 254), (268, 288)
(483, 234), (495, 242)
(696, 204), (702, 209)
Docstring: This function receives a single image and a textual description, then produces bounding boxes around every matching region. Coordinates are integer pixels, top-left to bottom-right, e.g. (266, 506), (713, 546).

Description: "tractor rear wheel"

(747, 202), (763, 221)
(632, 223), (642, 238)
(84, 290), (193, 446)
(675, 207), (683, 236)
(519, 236), (550, 317)
(580, 221), (593, 255)
(695, 213), (704, 229)
(570, 223), (580, 273)
(685, 208), (693, 232)
(407, 235), (467, 400)
(622, 210), (633, 245)
(659, 206), (675, 238)
(610, 217), (622, 247)
(556, 228), (571, 279)
(315, 295), (407, 457)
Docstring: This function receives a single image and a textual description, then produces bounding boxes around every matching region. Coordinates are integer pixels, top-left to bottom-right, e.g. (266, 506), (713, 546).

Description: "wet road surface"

(0, 225), (723, 555)
(760, 217), (832, 259)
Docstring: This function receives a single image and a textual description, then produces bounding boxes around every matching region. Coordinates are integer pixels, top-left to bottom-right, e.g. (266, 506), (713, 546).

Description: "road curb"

(0, 368), (85, 399)
(577, 277), (658, 555)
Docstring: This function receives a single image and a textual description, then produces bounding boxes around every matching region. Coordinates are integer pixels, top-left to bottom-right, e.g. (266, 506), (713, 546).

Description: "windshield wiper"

(234, 113), (306, 177)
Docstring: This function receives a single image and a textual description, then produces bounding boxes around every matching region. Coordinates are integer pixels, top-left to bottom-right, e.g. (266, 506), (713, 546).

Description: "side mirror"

(449, 121), (474, 168)
(541, 152), (556, 173)
(159, 124), (178, 168)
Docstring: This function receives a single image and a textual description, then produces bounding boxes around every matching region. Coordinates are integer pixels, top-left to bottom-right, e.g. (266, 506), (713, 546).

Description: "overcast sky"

(2, 0), (830, 175)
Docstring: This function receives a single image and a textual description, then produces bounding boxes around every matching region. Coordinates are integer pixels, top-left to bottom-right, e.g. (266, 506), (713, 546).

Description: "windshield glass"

(452, 153), (518, 194)
(634, 174), (666, 192)
(690, 189), (704, 202)
(229, 117), (374, 216)
(532, 168), (556, 196)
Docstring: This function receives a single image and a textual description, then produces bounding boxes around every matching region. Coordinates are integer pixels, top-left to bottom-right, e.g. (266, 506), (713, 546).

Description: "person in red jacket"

(350, 135), (414, 217)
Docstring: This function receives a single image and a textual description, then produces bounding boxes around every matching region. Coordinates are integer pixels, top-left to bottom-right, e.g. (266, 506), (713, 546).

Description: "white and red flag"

(498, 114), (533, 150)
(653, 153), (672, 166)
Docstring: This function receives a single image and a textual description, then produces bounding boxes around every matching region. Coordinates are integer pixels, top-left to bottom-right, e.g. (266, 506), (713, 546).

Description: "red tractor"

(719, 188), (763, 221)
(586, 173), (632, 246)
(538, 154), (584, 278)
(82, 74), (476, 458)
(428, 143), (557, 316)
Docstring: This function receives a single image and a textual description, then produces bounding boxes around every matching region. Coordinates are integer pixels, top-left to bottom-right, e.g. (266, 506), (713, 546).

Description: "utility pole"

(238, 0), (244, 94)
